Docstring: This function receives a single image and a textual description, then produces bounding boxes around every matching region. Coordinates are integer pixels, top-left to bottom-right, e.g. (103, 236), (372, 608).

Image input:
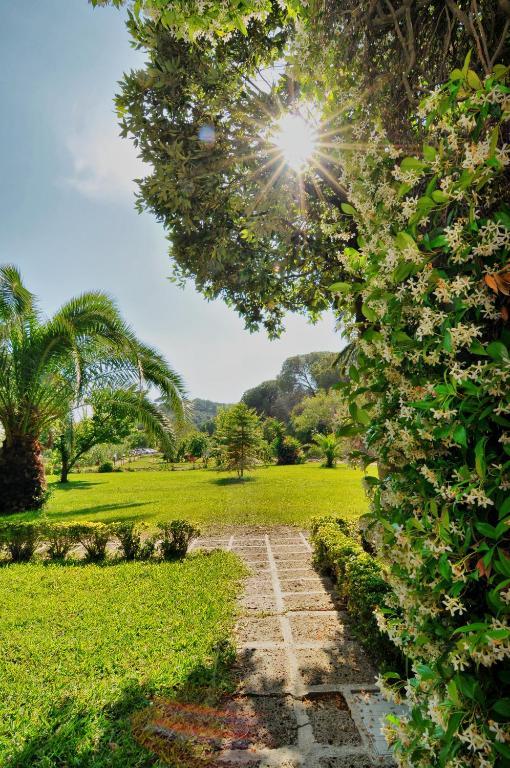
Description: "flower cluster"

(335, 64), (510, 767)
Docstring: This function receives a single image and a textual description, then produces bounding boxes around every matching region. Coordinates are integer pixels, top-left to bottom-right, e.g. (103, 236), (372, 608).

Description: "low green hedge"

(0, 519), (200, 564)
(311, 515), (404, 671)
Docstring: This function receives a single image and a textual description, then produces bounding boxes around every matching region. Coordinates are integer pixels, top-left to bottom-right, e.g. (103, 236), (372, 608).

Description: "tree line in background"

(68, 351), (347, 476)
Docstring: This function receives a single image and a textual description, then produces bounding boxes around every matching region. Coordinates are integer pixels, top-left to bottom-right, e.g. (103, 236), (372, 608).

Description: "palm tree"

(0, 265), (185, 513)
(313, 432), (341, 468)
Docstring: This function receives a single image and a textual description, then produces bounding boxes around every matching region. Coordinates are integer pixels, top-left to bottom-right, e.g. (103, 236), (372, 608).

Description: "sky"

(0, 0), (340, 402)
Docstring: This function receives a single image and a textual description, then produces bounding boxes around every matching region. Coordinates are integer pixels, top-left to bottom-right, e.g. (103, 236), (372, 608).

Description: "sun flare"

(271, 109), (318, 172)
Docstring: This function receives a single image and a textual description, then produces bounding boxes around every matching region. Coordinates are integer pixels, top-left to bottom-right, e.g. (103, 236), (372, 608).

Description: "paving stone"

(240, 594), (278, 613)
(235, 551), (270, 562)
(274, 559), (312, 570)
(297, 648), (376, 686)
(303, 694), (361, 747)
(289, 614), (353, 644)
(279, 577), (330, 593)
(272, 549), (310, 559)
(243, 577), (274, 596)
(236, 616), (285, 644)
(283, 593), (339, 612)
(225, 695), (298, 749)
(234, 649), (290, 693)
(314, 757), (378, 768)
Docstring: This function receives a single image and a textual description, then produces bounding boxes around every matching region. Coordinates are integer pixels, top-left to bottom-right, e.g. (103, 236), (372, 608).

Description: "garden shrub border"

(0, 518), (199, 564)
(311, 515), (405, 671)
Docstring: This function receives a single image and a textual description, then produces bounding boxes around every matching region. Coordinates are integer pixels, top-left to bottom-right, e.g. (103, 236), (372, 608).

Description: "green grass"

(40, 463), (370, 528)
(0, 552), (243, 767)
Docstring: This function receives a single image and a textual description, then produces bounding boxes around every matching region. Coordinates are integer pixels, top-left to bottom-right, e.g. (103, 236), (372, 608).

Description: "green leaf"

(400, 157), (428, 172)
(341, 203), (357, 215)
(469, 340), (487, 356)
(443, 330), (453, 353)
(450, 68), (463, 81)
(494, 698), (510, 717)
(499, 497), (510, 518)
(348, 365), (360, 383)
(422, 145), (437, 162)
(475, 438), (487, 480)
(356, 408), (371, 426)
(475, 522), (499, 539)
(453, 425), (467, 448)
(362, 304), (377, 322)
(466, 69), (483, 90)
(431, 190), (450, 203)
(429, 234), (448, 248)
(396, 231), (418, 251)
(329, 281), (351, 294)
(487, 341), (509, 361)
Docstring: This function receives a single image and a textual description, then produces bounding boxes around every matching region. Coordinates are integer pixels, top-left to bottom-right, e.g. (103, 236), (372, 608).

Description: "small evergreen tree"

(215, 404), (262, 479)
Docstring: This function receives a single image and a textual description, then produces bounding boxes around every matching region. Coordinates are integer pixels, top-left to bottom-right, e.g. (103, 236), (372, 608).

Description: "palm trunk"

(0, 436), (46, 514)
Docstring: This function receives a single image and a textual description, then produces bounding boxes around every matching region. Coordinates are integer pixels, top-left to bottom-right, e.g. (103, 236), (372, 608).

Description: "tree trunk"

(0, 436), (46, 514)
(60, 458), (69, 484)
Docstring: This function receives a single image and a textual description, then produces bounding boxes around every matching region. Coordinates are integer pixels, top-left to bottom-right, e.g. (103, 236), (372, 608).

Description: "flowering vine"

(334, 59), (510, 767)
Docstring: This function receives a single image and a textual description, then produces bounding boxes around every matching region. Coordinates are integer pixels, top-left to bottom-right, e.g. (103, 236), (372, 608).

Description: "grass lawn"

(39, 463), (371, 528)
(0, 552), (243, 767)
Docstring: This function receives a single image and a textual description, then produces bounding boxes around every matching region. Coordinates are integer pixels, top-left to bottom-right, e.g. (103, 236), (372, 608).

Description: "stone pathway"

(192, 528), (397, 768)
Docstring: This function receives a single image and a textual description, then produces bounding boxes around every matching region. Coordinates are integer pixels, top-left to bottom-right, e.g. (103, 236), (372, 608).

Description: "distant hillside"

(190, 398), (230, 427)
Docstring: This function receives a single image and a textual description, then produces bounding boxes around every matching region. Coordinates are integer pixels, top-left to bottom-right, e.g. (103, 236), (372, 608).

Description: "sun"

(271, 108), (318, 173)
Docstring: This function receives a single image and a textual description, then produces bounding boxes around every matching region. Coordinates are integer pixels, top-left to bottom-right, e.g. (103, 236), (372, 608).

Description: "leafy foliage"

(311, 515), (402, 669)
(333, 66), (510, 766)
(291, 389), (346, 443)
(157, 520), (200, 560)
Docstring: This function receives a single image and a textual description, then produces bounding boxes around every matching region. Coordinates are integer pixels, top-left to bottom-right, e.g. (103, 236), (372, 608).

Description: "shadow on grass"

(211, 476), (257, 487)
(4, 655), (236, 768)
(49, 479), (102, 492)
(53, 502), (150, 522)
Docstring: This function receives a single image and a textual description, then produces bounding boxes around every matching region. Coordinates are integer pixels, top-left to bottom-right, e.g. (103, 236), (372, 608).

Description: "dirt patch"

(283, 593), (339, 612)
(236, 616), (284, 644)
(297, 647), (375, 686)
(224, 695), (297, 749)
(289, 614), (352, 644)
(303, 693), (361, 747)
(234, 649), (290, 694)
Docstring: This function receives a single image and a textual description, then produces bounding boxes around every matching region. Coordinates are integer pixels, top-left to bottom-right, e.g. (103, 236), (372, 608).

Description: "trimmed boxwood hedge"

(311, 515), (404, 671)
(0, 519), (199, 564)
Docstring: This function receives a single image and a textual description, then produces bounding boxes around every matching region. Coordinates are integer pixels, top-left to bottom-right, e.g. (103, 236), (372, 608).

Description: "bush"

(273, 435), (303, 465)
(112, 521), (155, 561)
(44, 522), (80, 561)
(97, 461), (114, 473)
(0, 522), (41, 563)
(75, 522), (112, 562)
(311, 516), (403, 670)
(158, 520), (200, 560)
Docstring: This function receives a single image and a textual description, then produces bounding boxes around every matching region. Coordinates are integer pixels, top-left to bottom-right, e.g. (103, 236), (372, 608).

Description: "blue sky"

(0, 0), (340, 402)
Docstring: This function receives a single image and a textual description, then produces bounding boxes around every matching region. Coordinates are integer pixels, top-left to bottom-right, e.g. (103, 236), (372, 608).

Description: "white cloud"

(63, 115), (148, 203)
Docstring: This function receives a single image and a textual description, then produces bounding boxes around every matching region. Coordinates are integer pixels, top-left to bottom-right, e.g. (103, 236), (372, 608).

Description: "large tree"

(0, 265), (185, 513)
